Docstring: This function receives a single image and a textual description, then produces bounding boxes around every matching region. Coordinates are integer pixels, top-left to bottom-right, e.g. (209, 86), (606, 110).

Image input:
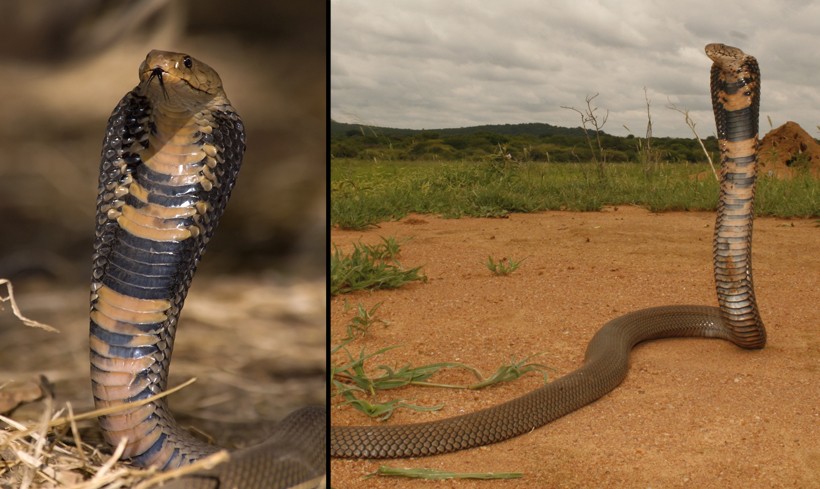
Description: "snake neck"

(708, 45), (766, 349)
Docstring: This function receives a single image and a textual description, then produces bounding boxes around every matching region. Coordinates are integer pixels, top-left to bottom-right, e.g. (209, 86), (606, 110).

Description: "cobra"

(331, 43), (765, 458)
(90, 50), (325, 487)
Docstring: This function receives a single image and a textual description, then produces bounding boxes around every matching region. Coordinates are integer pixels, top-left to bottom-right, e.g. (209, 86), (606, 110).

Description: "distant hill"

(330, 118), (719, 163)
(331, 120), (591, 139)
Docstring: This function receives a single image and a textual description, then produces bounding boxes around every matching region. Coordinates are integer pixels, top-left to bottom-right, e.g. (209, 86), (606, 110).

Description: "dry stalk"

(0, 278), (59, 333)
(643, 87), (656, 168)
(561, 93), (609, 179)
(667, 100), (718, 181)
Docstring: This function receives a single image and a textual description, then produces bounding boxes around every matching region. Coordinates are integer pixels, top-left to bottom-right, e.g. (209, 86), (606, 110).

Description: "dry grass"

(0, 384), (229, 488)
(1, 278), (226, 488)
(1, 275), (325, 488)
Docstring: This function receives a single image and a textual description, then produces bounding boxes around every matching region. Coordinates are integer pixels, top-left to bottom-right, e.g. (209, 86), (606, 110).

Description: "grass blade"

(371, 466), (523, 480)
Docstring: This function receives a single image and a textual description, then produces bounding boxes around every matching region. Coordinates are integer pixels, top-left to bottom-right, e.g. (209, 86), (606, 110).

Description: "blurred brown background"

(0, 0), (326, 281)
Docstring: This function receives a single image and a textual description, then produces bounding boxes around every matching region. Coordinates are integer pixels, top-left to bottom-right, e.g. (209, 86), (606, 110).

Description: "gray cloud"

(331, 0), (820, 137)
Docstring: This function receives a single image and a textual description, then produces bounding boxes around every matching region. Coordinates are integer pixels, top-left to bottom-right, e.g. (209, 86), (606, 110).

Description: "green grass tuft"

(339, 301), (388, 341)
(330, 237), (426, 295)
(486, 255), (526, 276)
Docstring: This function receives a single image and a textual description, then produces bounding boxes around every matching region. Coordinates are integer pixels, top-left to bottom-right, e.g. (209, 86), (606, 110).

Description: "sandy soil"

(330, 207), (819, 488)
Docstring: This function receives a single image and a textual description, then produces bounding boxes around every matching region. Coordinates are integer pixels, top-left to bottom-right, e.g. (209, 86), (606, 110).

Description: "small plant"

(485, 255), (525, 276)
(330, 237), (426, 295)
(341, 301), (388, 340)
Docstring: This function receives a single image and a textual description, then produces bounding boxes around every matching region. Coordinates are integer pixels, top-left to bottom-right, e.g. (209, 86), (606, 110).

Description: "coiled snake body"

(331, 43), (766, 458)
(90, 50), (325, 487)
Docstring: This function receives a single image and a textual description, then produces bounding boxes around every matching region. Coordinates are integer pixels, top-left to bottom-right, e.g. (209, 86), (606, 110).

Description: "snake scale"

(90, 50), (325, 488)
(331, 43), (766, 458)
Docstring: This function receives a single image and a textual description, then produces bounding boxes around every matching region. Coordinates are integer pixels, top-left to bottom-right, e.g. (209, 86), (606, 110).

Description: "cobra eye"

(183, 56), (193, 69)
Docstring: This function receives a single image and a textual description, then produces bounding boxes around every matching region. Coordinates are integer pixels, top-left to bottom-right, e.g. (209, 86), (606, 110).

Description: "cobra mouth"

(143, 65), (212, 100)
(145, 67), (170, 101)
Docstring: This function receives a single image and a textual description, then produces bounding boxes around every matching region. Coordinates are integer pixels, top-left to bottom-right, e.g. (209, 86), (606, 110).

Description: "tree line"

(331, 120), (718, 163)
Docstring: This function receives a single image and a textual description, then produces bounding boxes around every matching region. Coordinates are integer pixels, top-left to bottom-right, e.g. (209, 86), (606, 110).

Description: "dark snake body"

(90, 50), (325, 488)
(330, 43), (765, 459)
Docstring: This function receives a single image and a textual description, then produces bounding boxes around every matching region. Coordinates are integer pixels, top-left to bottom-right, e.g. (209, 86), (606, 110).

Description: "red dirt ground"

(330, 207), (819, 488)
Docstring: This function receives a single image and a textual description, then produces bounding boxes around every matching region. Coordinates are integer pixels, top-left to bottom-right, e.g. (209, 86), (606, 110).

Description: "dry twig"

(0, 278), (59, 333)
(667, 101), (718, 181)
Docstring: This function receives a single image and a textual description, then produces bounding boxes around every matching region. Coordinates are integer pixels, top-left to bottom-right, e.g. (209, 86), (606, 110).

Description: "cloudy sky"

(331, 0), (820, 138)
